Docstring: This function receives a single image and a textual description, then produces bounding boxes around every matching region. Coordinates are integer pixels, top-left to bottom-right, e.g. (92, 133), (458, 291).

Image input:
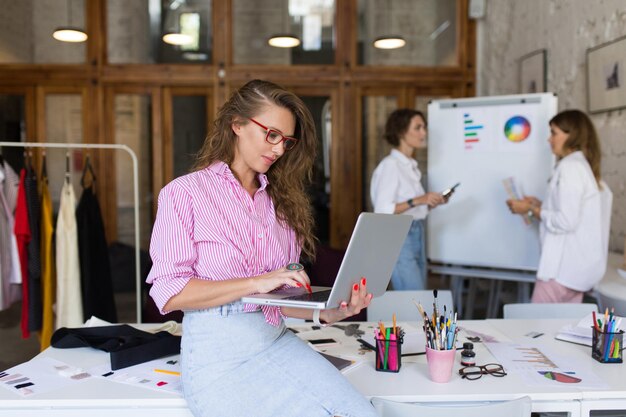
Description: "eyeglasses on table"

(458, 363), (507, 380)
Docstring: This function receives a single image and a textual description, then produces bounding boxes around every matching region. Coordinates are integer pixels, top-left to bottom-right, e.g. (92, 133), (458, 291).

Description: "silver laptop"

(241, 213), (412, 309)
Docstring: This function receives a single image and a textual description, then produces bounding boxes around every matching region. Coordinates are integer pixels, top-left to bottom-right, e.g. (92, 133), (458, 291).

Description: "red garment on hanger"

(14, 169), (31, 339)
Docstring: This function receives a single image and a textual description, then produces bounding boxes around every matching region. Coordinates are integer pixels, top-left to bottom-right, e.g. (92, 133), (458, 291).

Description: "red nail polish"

(353, 284), (359, 291)
(361, 277), (367, 286)
(306, 284), (312, 294)
(296, 282), (302, 287)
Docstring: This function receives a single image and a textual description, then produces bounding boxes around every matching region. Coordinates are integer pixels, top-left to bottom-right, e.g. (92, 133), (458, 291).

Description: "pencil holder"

(425, 347), (456, 383)
(375, 328), (403, 373)
(591, 327), (623, 363)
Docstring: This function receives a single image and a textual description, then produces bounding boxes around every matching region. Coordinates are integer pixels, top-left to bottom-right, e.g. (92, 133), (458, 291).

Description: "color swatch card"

(90, 354), (182, 395)
(1, 357), (92, 397)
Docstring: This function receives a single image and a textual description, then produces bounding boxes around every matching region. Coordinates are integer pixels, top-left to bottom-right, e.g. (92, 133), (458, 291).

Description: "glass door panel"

(44, 93), (83, 207)
(232, 0), (336, 65)
(0, 94), (27, 169)
(112, 94), (153, 250)
(361, 94), (398, 212)
(357, 0), (458, 66)
(0, 0), (86, 64)
(163, 88), (212, 181)
(413, 94), (450, 187)
(107, 0), (213, 64)
(171, 95), (208, 178)
(299, 95), (332, 244)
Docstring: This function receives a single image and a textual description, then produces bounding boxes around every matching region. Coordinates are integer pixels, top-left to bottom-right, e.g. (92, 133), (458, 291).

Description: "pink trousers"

(531, 279), (584, 303)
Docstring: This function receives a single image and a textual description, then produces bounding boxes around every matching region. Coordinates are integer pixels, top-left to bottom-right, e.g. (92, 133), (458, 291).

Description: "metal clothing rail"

(0, 141), (142, 323)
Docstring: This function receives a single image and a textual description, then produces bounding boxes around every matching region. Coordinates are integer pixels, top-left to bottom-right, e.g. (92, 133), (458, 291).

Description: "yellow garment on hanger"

(39, 176), (55, 351)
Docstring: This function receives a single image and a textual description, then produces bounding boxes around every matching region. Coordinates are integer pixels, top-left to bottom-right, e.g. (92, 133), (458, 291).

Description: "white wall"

(477, 0), (626, 254)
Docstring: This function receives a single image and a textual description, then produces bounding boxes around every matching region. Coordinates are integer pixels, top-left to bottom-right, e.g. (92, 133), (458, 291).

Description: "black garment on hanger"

(50, 325), (181, 370)
(24, 163), (42, 332)
(76, 183), (117, 323)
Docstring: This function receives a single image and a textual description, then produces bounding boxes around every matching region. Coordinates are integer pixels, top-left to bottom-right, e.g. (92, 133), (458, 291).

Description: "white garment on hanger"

(2, 162), (22, 286)
(55, 181), (83, 328)
(2, 160), (19, 213)
(0, 165), (21, 310)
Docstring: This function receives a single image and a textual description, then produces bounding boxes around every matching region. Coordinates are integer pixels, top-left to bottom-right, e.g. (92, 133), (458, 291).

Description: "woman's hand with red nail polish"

(250, 266), (311, 294)
(318, 277), (372, 325)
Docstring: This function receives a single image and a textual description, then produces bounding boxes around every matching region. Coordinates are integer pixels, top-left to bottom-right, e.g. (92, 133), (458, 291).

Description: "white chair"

(595, 291), (626, 317)
(367, 290), (454, 322)
(371, 396), (532, 417)
(503, 302), (598, 319)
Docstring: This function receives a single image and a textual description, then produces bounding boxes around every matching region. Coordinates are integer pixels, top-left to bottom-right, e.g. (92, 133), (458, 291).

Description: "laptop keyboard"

(282, 290), (332, 302)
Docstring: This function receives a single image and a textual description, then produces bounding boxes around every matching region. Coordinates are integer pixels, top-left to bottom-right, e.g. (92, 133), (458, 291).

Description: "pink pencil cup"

(425, 346), (456, 383)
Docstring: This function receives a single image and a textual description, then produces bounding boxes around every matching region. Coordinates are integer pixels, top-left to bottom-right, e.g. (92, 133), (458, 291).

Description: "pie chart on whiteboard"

(504, 116), (531, 142)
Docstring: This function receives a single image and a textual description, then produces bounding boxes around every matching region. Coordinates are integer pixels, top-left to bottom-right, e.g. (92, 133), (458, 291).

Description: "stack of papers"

(556, 324), (593, 346)
(555, 312), (624, 347)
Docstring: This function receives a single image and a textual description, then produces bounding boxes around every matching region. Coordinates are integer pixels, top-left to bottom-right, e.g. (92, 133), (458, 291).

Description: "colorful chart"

(504, 116), (531, 142)
(539, 371), (582, 384)
(463, 113), (483, 149)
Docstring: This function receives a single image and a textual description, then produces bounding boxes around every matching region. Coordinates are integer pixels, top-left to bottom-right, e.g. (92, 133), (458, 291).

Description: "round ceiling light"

(268, 34), (301, 48)
(373, 36), (406, 50)
(52, 27), (88, 43)
(162, 32), (194, 46)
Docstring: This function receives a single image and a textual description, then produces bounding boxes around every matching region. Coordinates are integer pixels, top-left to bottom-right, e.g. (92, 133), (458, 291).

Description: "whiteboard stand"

(430, 264), (536, 319)
(0, 141), (142, 323)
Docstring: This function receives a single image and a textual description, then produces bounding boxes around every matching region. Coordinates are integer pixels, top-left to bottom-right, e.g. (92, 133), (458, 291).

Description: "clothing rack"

(0, 141), (143, 323)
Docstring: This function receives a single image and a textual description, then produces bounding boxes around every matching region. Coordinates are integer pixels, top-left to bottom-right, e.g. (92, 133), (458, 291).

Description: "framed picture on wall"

(518, 49), (547, 94)
(587, 35), (626, 113)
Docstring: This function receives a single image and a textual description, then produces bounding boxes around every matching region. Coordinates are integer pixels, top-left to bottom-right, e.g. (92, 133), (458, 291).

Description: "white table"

(486, 319), (626, 417)
(333, 320), (582, 417)
(1, 319), (624, 417)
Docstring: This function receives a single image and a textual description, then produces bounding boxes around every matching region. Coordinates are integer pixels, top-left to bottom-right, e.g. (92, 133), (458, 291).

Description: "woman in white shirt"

(370, 109), (446, 290)
(507, 109), (611, 303)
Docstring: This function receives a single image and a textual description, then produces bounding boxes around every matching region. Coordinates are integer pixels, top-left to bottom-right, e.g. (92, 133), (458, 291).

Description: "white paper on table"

(84, 315), (113, 327)
(89, 354), (182, 396)
(484, 342), (608, 389)
(0, 357), (92, 397)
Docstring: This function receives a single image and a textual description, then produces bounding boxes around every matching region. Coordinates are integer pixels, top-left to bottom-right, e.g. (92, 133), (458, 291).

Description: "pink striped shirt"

(146, 161), (301, 326)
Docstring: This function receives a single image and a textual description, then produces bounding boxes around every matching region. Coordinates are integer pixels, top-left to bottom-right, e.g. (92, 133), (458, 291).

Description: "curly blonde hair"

(192, 80), (317, 259)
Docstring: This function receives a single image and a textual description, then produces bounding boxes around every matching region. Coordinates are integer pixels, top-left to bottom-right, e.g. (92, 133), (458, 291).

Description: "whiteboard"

(426, 93), (558, 271)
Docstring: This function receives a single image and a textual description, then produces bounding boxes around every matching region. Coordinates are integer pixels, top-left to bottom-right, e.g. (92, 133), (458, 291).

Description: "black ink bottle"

(460, 342), (476, 366)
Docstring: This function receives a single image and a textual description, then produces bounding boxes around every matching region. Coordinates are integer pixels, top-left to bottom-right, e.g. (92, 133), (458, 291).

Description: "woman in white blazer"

(507, 109), (611, 303)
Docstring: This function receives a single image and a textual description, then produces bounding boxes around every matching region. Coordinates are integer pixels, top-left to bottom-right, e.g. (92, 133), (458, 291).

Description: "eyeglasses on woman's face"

(458, 363), (507, 380)
(248, 118), (298, 151)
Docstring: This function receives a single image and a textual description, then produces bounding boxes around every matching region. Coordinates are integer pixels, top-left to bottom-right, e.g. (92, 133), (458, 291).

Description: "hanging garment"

(55, 181), (83, 329)
(76, 185), (117, 322)
(0, 161), (22, 310)
(39, 172), (56, 350)
(14, 169), (31, 338)
(25, 164), (42, 332)
(2, 160), (19, 213)
(0, 167), (14, 310)
(2, 160), (22, 287)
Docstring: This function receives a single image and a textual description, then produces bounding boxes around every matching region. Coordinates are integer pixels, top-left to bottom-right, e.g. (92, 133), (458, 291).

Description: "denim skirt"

(390, 219), (426, 290)
(181, 303), (378, 417)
